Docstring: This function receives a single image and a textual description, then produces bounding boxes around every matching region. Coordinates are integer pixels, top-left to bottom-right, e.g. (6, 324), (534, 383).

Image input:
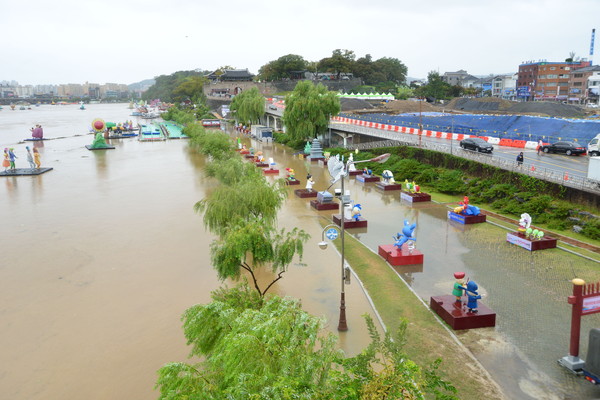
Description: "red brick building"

(516, 60), (591, 101)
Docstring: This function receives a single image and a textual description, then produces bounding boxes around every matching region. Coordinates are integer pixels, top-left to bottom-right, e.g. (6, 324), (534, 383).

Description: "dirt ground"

(342, 97), (597, 119)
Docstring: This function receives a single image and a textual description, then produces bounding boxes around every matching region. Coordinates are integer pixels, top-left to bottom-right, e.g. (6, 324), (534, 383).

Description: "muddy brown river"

(2, 104), (600, 399)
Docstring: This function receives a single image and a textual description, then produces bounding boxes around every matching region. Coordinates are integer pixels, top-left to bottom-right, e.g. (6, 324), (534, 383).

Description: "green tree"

(258, 54), (308, 81)
(172, 76), (208, 104)
(415, 71), (452, 101)
(283, 80), (341, 141)
(396, 86), (415, 100)
(318, 49), (356, 79)
(142, 70), (209, 102)
(156, 285), (458, 399)
(229, 87), (265, 125)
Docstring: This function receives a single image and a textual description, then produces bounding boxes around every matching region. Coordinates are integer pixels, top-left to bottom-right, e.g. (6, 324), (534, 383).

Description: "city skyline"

(4, 0), (600, 86)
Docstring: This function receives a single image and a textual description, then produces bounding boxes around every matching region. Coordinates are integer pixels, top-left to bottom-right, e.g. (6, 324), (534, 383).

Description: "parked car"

(459, 137), (494, 153)
(541, 141), (586, 156)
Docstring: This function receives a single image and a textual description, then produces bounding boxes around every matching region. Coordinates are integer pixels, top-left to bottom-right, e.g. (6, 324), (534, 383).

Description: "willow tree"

(229, 87), (265, 125)
(156, 285), (458, 399)
(283, 80), (341, 142)
(193, 155), (305, 297)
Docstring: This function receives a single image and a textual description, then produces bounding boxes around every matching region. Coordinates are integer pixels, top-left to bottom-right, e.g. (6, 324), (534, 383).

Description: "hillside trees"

(229, 87), (265, 125)
(142, 70), (209, 102)
(283, 80), (341, 142)
(257, 54), (308, 81)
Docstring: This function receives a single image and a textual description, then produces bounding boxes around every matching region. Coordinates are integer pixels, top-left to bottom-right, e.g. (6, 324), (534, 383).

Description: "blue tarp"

(340, 112), (600, 143)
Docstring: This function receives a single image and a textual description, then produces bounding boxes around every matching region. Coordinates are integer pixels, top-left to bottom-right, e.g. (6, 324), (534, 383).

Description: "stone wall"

(204, 78), (363, 101)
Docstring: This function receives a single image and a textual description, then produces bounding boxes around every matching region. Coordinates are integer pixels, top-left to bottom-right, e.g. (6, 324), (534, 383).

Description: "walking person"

(537, 139), (544, 155)
(516, 151), (524, 167)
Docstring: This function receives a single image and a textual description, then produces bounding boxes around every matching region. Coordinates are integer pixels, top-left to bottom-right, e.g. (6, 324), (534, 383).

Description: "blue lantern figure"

(393, 220), (417, 249)
(351, 204), (362, 221)
(460, 280), (482, 313)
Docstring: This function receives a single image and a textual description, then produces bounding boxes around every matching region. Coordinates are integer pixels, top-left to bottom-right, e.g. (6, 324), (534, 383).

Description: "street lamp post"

(319, 153), (391, 331)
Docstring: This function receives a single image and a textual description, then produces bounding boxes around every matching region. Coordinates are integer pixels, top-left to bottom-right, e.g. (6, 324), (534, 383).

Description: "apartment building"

(442, 70), (479, 87)
(568, 65), (600, 104)
(516, 60), (591, 101)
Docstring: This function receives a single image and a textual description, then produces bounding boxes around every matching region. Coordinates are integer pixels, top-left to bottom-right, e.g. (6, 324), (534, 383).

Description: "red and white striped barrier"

(331, 117), (532, 148)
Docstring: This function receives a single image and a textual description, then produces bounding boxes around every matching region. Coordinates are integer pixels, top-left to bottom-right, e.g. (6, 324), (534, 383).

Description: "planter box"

(310, 200), (339, 211)
(378, 244), (423, 265)
(375, 182), (402, 191)
(400, 191), (431, 203)
(356, 174), (380, 183)
(430, 295), (496, 330)
(332, 214), (367, 228)
(294, 189), (318, 198)
(506, 232), (558, 251)
(447, 211), (486, 225)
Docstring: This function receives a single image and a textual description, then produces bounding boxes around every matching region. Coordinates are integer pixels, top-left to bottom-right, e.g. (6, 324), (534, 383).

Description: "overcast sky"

(4, 0), (600, 86)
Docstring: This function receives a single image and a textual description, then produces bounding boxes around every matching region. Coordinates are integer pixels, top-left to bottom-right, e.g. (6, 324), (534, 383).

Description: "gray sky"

(4, 0), (600, 85)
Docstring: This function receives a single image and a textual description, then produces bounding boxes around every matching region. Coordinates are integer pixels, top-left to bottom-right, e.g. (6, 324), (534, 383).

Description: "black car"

(459, 137), (494, 153)
(541, 141), (586, 156)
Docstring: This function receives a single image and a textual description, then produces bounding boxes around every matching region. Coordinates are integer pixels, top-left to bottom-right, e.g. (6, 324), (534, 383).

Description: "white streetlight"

(321, 152), (391, 331)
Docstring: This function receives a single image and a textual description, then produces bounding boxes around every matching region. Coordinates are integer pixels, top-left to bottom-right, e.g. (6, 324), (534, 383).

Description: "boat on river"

(138, 123), (165, 141)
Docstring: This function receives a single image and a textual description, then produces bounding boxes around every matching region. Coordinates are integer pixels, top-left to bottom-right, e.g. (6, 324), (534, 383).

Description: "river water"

(2, 104), (600, 400)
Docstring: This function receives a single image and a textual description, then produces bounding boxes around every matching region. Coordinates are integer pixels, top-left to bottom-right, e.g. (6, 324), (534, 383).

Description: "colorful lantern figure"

(452, 272), (466, 302)
(286, 168), (296, 180)
(393, 220), (417, 249)
(382, 170), (395, 184)
(305, 174), (314, 191)
(363, 167), (372, 176)
(460, 280), (482, 314)
(91, 118), (106, 133)
(518, 213), (532, 233)
(453, 196), (480, 216)
(351, 204), (362, 221)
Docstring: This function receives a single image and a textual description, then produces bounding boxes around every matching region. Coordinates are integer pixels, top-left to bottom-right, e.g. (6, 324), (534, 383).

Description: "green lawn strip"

(330, 231), (504, 400)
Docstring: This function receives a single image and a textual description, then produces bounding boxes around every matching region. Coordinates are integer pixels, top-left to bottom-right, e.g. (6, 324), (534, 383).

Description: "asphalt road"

(418, 135), (590, 179)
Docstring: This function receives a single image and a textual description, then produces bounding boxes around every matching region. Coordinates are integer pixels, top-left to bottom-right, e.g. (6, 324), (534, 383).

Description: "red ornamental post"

(568, 279), (586, 357)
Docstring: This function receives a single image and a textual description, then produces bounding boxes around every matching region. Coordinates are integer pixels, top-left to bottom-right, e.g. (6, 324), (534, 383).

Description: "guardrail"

(331, 122), (600, 195)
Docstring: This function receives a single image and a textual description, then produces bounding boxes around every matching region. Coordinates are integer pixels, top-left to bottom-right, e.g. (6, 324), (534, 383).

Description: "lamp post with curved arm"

(319, 153), (391, 331)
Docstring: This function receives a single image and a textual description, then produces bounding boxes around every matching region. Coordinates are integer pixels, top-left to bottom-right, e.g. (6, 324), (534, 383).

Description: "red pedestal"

(310, 200), (339, 211)
(378, 244), (423, 265)
(318, 159), (328, 167)
(308, 157), (324, 162)
(286, 179), (301, 186)
(356, 174), (380, 183)
(332, 214), (368, 228)
(240, 150), (249, 154)
(263, 169), (279, 175)
(447, 211), (487, 224)
(294, 189), (318, 198)
(506, 232), (558, 251)
(348, 170), (362, 176)
(245, 154), (255, 159)
(375, 182), (402, 191)
(255, 162), (268, 168)
(430, 295), (496, 330)
(400, 191), (432, 203)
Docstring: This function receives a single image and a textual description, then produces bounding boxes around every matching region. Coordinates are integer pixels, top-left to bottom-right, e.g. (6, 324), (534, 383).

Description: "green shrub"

(581, 219), (600, 240)
(434, 170), (466, 194)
